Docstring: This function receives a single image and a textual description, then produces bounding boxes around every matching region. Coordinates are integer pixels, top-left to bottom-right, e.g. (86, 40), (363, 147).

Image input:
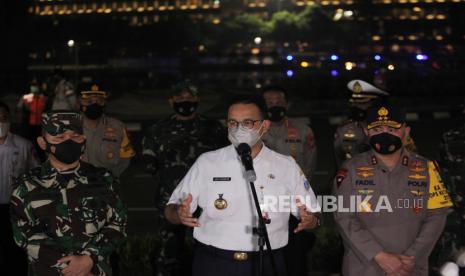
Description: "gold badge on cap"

(378, 107), (389, 116)
(214, 194), (228, 210)
(353, 81), (363, 93)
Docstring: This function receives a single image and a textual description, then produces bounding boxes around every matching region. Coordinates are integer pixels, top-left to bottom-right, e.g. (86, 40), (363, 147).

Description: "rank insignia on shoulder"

(409, 174), (427, 180)
(402, 156), (409, 166)
(336, 168), (348, 188)
(357, 171), (374, 178)
(371, 155), (378, 165)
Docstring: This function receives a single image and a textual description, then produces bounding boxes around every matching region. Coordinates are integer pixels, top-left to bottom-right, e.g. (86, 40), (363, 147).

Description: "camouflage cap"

(170, 81), (199, 97)
(41, 110), (83, 135)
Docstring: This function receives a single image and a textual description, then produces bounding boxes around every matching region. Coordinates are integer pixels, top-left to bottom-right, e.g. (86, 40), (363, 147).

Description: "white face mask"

(228, 122), (264, 148)
(0, 122), (10, 138)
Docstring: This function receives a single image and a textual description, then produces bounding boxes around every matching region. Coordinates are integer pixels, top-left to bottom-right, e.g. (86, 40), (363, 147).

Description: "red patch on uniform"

(336, 168), (348, 188)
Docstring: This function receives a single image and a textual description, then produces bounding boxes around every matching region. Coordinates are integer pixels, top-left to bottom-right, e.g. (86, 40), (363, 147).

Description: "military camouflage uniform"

(435, 125), (465, 265)
(141, 114), (227, 276)
(10, 161), (127, 276)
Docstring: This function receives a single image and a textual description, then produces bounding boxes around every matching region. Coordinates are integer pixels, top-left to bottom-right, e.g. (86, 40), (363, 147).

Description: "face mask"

(267, 106), (286, 122)
(173, 101), (198, 117)
(228, 123), (263, 148)
(82, 103), (104, 120)
(0, 122), (10, 138)
(46, 139), (85, 165)
(369, 132), (403, 155)
(350, 107), (367, 121)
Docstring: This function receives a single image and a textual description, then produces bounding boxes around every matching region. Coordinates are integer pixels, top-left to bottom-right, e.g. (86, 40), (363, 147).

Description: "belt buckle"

(233, 252), (248, 261)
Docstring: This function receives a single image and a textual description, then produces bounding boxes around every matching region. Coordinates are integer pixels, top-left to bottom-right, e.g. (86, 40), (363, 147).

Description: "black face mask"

(267, 106), (287, 122)
(369, 132), (403, 155)
(46, 139), (85, 165)
(82, 103), (104, 120)
(350, 107), (367, 121)
(173, 101), (198, 117)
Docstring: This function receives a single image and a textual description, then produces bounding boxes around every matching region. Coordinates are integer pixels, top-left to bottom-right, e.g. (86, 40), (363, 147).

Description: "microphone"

(236, 143), (257, 182)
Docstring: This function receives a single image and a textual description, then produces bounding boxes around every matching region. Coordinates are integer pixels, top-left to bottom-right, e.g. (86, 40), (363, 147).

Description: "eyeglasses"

(227, 119), (262, 130)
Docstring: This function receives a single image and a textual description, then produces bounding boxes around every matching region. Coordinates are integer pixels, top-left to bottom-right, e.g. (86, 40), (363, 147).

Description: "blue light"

(330, 54), (339, 61)
(374, 54), (382, 61)
(416, 54), (428, 61)
(286, 70), (294, 77)
(286, 55), (294, 61)
(331, 69), (339, 77)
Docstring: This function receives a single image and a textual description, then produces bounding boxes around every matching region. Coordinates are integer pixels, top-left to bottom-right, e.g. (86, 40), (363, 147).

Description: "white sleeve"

(167, 155), (202, 213)
(288, 159), (321, 217)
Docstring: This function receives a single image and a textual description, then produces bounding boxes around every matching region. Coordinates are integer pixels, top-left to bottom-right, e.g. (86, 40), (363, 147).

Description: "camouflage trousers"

(154, 211), (194, 276)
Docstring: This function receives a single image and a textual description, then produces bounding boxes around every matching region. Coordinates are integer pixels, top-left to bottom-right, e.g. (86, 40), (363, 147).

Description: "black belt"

(195, 240), (281, 262)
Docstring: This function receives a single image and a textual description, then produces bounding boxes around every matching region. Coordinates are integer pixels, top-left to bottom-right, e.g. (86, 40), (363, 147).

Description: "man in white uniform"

(165, 96), (321, 276)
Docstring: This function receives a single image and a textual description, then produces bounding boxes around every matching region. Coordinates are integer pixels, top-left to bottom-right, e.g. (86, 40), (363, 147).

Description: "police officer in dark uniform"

(141, 81), (228, 276)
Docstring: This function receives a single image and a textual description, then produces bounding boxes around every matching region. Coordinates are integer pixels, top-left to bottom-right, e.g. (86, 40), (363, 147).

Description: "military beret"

(366, 103), (406, 130)
(41, 110), (83, 135)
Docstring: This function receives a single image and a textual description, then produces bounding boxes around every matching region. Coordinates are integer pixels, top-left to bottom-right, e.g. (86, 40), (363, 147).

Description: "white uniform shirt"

(168, 144), (320, 251)
(0, 133), (40, 203)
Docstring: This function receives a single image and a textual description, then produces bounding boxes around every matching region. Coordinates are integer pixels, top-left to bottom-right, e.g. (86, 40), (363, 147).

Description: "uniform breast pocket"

(29, 194), (59, 237)
(100, 138), (121, 165)
(204, 184), (238, 220)
(400, 188), (427, 217)
(79, 194), (108, 234)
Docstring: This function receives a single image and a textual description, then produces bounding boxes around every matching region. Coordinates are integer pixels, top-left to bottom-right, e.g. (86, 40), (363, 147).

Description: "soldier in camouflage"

(141, 81), (228, 276)
(436, 107), (465, 267)
(10, 110), (127, 276)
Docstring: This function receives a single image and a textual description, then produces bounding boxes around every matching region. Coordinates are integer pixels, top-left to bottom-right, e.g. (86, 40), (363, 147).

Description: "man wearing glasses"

(165, 95), (321, 276)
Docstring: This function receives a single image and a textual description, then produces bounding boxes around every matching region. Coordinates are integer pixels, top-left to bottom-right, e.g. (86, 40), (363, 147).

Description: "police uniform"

(333, 105), (452, 276)
(263, 117), (317, 179)
(168, 144), (321, 276)
(0, 132), (40, 275)
(80, 87), (135, 177)
(334, 80), (416, 167)
(9, 111), (127, 276)
(142, 108), (228, 275)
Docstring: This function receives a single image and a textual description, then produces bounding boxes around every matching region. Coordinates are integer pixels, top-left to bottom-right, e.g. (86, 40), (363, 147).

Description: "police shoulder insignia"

(336, 168), (348, 188)
(371, 155), (378, 165)
(402, 156), (409, 166)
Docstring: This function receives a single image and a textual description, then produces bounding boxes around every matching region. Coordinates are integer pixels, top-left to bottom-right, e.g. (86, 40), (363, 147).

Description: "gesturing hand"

(294, 198), (318, 233)
(177, 193), (200, 227)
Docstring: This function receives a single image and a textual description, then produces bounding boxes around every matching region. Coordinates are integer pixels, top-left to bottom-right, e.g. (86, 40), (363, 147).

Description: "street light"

(254, 37), (262, 45)
(67, 39), (75, 48)
(67, 39), (79, 87)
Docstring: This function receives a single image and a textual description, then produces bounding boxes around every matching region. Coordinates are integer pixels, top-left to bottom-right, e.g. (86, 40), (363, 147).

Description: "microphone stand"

(238, 143), (278, 276)
(248, 179), (278, 276)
